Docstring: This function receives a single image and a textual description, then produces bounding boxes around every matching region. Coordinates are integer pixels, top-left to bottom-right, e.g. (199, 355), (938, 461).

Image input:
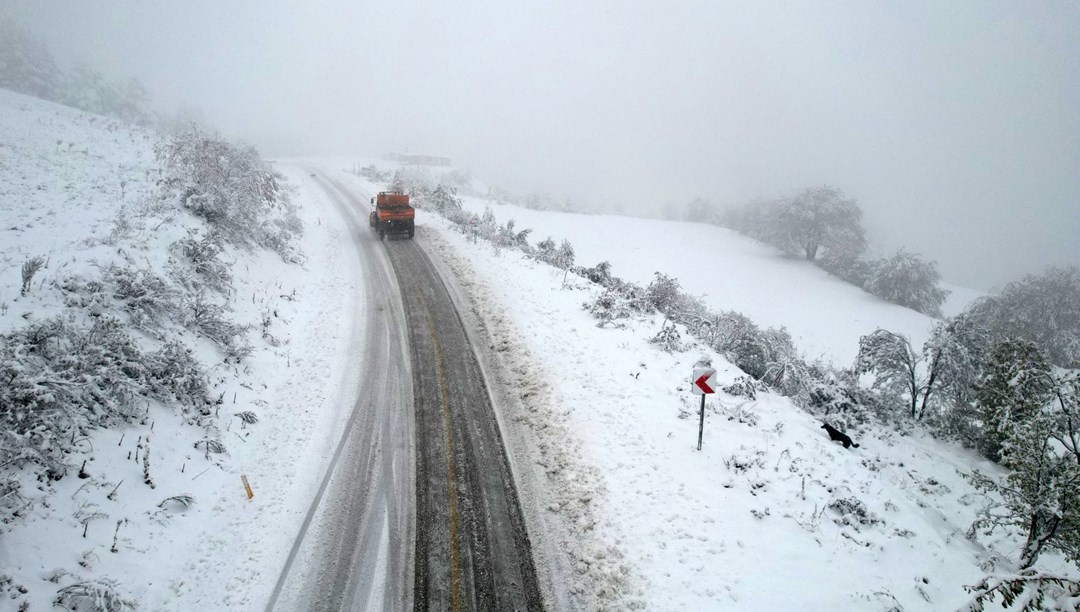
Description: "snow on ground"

(451, 198), (987, 365)
(0, 90), (364, 610)
(941, 282), (986, 319)
(0, 96), (1021, 612)
(321, 165), (1058, 610)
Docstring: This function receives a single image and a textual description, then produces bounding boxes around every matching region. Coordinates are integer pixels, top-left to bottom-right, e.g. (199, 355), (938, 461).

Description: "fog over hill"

(6, 1), (1079, 288)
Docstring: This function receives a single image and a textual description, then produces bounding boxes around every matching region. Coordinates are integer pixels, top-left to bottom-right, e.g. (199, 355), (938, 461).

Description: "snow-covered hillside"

(329, 161), (1071, 611)
(457, 200), (982, 365)
(3, 91), (1068, 611)
(0, 90), (365, 610)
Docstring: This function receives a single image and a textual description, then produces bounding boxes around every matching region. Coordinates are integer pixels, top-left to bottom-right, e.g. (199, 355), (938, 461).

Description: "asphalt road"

(266, 173), (414, 612)
(385, 229), (543, 612)
(268, 171), (542, 611)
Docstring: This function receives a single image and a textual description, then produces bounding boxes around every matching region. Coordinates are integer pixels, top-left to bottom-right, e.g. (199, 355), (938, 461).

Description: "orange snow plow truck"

(369, 191), (415, 240)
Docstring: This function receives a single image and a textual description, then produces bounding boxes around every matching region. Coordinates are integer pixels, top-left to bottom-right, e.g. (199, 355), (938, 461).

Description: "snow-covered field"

(3, 86), (1068, 612)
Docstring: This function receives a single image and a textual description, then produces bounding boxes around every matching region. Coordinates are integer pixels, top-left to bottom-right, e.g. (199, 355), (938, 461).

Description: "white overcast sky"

(7, 1), (1079, 289)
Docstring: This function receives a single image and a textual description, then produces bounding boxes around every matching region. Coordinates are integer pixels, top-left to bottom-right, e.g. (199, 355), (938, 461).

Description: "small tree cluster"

(170, 228), (232, 293)
(718, 187), (950, 316)
(535, 238), (576, 271)
(807, 368), (866, 428)
(964, 266), (1080, 369)
(578, 267), (809, 395)
(967, 372), (1080, 570)
(155, 128), (302, 261)
(650, 322), (685, 353)
(855, 328), (943, 421)
(99, 264), (180, 338)
(863, 249), (950, 317)
(883, 266), (1080, 453)
(721, 186), (866, 263)
(0, 18), (153, 126)
(427, 184), (464, 215)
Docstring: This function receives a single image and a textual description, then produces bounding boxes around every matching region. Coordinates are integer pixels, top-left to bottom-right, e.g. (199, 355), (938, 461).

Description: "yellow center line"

(422, 293), (463, 612)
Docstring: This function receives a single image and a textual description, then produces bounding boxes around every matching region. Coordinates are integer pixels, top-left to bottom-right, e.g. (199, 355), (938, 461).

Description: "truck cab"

(369, 191), (415, 240)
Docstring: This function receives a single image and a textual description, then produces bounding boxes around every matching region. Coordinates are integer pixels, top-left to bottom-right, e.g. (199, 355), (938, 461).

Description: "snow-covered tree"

(155, 129), (301, 260)
(579, 261), (613, 286)
(551, 239), (575, 270)
(683, 198), (717, 224)
(645, 272), (682, 316)
(808, 369), (861, 422)
(0, 18), (60, 99)
(968, 395), (1080, 569)
(864, 249), (949, 317)
(534, 237), (557, 265)
(818, 248), (871, 287)
(776, 186), (866, 262)
(964, 266), (1080, 369)
(650, 322), (685, 352)
(492, 218), (531, 254)
(974, 339), (1055, 462)
(585, 287), (640, 328)
(856, 328), (945, 420)
(924, 316), (992, 443)
(428, 184), (463, 214)
(963, 570), (1080, 611)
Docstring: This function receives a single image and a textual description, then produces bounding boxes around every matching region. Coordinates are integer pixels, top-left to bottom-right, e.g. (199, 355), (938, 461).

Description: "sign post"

(692, 366), (717, 450)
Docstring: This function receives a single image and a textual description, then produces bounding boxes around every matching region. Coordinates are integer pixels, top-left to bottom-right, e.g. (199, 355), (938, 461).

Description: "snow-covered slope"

(328, 161), (1065, 611)
(454, 199), (981, 365)
(0, 99), (1035, 611)
(0, 90), (365, 610)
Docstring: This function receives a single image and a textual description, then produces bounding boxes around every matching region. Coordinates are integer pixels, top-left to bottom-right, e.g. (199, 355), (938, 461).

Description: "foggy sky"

(7, 1), (1079, 290)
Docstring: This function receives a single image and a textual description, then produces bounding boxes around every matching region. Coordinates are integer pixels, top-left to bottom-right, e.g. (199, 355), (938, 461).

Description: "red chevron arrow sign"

(692, 367), (717, 395)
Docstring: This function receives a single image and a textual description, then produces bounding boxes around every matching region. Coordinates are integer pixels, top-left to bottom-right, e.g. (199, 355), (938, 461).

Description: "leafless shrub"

(194, 439), (226, 458)
(54, 578), (135, 611)
(962, 570), (1080, 612)
(182, 290), (250, 357)
(20, 255), (46, 296)
(157, 494), (195, 510)
(99, 264), (179, 336)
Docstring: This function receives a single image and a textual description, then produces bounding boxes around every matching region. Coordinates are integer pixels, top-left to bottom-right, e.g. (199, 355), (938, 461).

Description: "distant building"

(385, 152), (451, 167)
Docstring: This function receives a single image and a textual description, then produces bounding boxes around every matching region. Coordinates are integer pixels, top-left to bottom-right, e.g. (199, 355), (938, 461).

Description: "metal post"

(697, 394), (706, 450)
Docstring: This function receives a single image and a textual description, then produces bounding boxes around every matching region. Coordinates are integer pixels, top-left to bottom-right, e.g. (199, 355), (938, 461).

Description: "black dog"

(822, 423), (859, 449)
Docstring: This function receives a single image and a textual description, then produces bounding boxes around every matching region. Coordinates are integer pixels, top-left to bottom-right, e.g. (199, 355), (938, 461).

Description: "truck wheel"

(378, 225), (385, 240)
(408, 228), (415, 239)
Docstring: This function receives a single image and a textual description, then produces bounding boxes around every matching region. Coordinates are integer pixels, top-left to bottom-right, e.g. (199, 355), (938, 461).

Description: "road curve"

(385, 234), (544, 612)
(266, 172), (415, 612)
(268, 169), (542, 611)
